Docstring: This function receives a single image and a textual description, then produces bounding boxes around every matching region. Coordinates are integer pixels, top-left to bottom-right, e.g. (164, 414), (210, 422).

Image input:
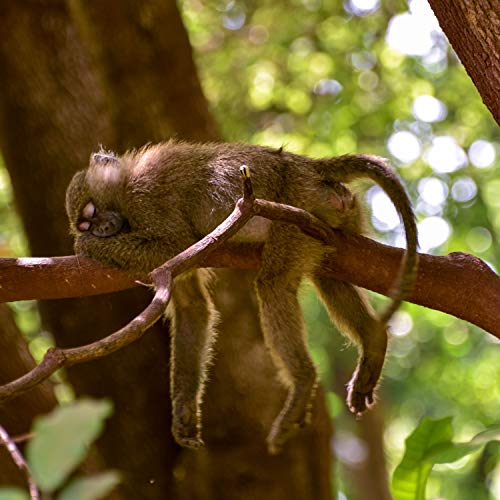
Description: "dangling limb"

(255, 224), (320, 454)
(311, 276), (388, 414)
(169, 269), (218, 448)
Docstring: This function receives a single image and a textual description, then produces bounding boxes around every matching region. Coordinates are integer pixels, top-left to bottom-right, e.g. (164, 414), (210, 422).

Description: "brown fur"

(66, 140), (417, 454)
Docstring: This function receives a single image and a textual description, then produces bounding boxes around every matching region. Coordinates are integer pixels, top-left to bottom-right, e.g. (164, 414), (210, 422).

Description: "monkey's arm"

(74, 230), (195, 274)
(169, 270), (217, 448)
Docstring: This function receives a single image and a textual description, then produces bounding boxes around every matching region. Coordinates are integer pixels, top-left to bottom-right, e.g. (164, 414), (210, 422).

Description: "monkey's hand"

(172, 397), (204, 449)
(346, 349), (385, 415)
(346, 320), (387, 416)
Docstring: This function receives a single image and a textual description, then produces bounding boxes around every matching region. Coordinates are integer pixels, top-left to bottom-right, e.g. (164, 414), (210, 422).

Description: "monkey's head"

(66, 151), (130, 241)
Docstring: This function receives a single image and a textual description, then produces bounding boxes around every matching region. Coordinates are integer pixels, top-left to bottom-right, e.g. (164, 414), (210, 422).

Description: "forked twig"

(0, 166), (406, 403)
(0, 424), (39, 499)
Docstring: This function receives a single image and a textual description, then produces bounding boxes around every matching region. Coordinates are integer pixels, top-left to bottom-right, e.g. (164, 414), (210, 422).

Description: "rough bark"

(2, 240), (498, 338)
(428, 0), (500, 123)
(0, 3), (176, 497)
(0, 304), (57, 488)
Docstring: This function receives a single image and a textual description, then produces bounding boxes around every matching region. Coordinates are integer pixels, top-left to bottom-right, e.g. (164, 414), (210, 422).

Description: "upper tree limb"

(1, 232), (499, 338)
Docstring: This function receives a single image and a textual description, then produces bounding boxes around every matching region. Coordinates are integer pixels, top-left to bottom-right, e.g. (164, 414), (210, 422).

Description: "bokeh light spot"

(412, 95), (447, 122)
(389, 311), (414, 337)
(368, 186), (400, 230)
(418, 216), (451, 251)
(387, 131), (421, 163)
(424, 136), (468, 173)
(451, 177), (477, 202)
(469, 140), (496, 168)
(418, 177), (448, 206)
(466, 227), (492, 253)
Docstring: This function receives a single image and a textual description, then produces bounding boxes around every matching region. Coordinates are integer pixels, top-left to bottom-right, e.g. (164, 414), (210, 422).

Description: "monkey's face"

(66, 151), (130, 240)
(75, 200), (128, 238)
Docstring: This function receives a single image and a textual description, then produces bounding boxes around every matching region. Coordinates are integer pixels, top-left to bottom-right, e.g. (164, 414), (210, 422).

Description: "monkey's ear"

(92, 152), (119, 165)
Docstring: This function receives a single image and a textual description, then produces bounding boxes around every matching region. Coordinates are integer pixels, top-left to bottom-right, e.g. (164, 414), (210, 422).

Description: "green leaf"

(391, 417), (454, 500)
(0, 488), (30, 500)
(424, 425), (500, 464)
(26, 399), (113, 492)
(57, 472), (121, 500)
(392, 419), (500, 500)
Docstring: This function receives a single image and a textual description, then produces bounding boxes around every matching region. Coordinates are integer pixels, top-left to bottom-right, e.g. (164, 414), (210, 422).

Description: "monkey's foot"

(267, 419), (295, 455)
(172, 403), (204, 449)
(346, 357), (381, 415)
(266, 386), (316, 455)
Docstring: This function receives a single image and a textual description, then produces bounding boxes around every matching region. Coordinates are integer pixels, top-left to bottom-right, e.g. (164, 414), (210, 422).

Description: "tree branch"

(0, 423), (39, 499)
(0, 170), (498, 403)
(1, 238), (498, 336)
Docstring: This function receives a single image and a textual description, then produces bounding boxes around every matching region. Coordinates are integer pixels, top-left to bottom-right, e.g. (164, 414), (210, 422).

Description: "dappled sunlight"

(313, 78), (343, 96)
(424, 136), (468, 173)
(346, 0), (380, 17)
(367, 186), (400, 231)
(389, 311), (414, 337)
(387, 130), (421, 163)
(221, 2), (245, 30)
(385, 0), (442, 56)
(469, 139), (496, 168)
(412, 94), (447, 122)
(418, 177), (448, 206)
(334, 430), (368, 465)
(465, 227), (492, 253)
(451, 177), (477, 202)
(417, 216), (451, 252)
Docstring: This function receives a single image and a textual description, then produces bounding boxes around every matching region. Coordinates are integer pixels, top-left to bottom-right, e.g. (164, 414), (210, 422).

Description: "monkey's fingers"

(266, 384), (315, 455)
(346, 388), (374, 416)
(346, 356), (381, 415)
(172, 402), (204, 449)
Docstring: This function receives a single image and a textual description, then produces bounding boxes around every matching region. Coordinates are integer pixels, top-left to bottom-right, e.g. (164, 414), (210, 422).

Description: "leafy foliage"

(0, 489), (29, 500)
(0, 400), (118, 499)
(57, 472), (121, 500)
(26, 399), (113, 491)
(392, 417), (500, 500)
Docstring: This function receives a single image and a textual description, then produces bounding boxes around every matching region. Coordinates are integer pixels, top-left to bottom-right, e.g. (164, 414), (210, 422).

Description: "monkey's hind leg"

(256, 225), (319, 455)
(169, 269), (218, 449)
(311, 276), (388, 415)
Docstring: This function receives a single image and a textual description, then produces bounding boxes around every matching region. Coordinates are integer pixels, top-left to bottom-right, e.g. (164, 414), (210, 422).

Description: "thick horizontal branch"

(1, 234), (499, 338)
(0, 170), (498, 403)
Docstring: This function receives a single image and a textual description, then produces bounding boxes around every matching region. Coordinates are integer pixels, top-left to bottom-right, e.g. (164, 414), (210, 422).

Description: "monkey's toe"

(172, 401), (203, 449)
(174, 434), (205, 449)
(266, 418), (305, 455)
(266, 430), (285, 455)
(346, 386), (375, 415)
(172, 421), (204, 449)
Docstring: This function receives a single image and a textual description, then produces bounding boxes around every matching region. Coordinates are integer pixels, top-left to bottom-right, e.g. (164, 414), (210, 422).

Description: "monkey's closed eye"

(82, 201), (96, 219)
(76, 201), (96, 232)
(77, 220), (91, 232)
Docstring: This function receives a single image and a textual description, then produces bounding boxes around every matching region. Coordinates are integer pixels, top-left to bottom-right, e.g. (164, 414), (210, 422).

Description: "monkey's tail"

(315, 154), (419, 325)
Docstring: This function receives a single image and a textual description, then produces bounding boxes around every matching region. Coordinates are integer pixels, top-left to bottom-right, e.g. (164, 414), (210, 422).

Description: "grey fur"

(66, 140), (417, 454)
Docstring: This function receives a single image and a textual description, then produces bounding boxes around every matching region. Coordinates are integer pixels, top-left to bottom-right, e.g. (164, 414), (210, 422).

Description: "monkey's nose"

(91, 213), (125, 237)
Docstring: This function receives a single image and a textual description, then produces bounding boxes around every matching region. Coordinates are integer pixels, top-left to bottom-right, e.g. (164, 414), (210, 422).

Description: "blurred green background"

(0, 0), (498, 498)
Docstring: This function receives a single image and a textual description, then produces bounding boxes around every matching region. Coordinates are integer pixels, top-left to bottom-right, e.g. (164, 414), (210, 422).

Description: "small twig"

(13, 432), (35, 443)
(0, 424), (39, 499)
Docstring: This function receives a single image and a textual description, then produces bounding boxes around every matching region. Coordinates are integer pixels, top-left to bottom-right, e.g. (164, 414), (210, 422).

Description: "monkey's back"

(119, 141), (362, 242)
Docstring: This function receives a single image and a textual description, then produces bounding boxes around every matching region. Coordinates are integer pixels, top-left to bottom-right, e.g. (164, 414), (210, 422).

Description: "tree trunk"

(0, 3), (177, 497)
(428, 0), (500, 124)
(0, 304), (57, 488)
